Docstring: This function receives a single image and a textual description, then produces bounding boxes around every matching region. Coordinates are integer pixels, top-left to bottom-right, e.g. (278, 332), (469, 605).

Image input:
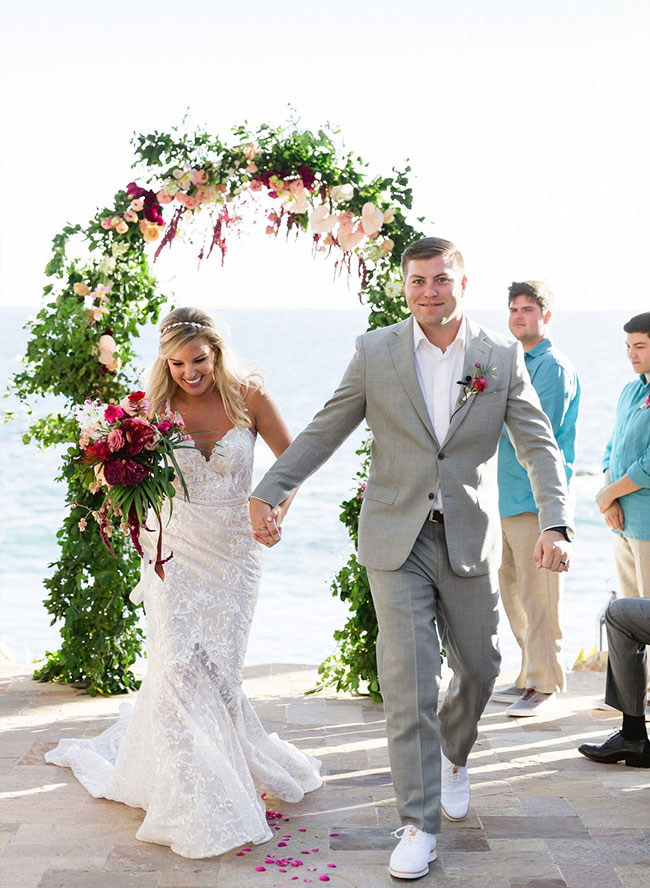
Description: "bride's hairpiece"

(161, 321), (211, 334)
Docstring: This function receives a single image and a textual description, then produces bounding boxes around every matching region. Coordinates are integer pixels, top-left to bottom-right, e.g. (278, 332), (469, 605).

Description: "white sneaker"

(506, 688), (557, 717)
(440, 750), (470, 821)
(388, 825), (437, 880)
(491, 684), (525, 703)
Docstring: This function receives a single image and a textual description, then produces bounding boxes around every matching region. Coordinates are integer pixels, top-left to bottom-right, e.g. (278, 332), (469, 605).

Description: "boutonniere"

(638, 394), (650, 410)
(457, 362), (497, 406)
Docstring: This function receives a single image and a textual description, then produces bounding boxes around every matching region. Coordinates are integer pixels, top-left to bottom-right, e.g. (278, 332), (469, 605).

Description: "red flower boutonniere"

(638, 393), (650, 410)
(457, 362), (497, 406)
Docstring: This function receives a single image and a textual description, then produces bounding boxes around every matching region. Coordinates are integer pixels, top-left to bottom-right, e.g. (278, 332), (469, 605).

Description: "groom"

(250, 237), (573, 880)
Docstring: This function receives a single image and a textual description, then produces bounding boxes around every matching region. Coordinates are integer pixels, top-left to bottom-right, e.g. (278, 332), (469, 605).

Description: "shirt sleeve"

(626, 443), (650, 489)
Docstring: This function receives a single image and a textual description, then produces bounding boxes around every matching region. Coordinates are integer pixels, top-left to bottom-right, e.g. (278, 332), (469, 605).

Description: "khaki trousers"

(613, 534), (650, 599)
(499, 512), (565, 694)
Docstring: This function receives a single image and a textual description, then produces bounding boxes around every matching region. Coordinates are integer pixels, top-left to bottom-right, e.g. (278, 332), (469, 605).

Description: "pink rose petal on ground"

(278, 842), (287, 847)
(319, 877), (331, 882)
(261, 792), (267, 798)
(283, 834), (292, 838)
(279, 867), (287, 872)
(236, 851), (245, 856)
(243, 847), (252, 851)
(307, 865), (317, 871)
(255, 865), (266, 871)
(311, 848), (319, 852)
(315, 835), (320, 838)
(285, 818), (290, 821)
(327, 863), (336, 867)
(329, 833), (338, 837)
(299, 828), (307, 832)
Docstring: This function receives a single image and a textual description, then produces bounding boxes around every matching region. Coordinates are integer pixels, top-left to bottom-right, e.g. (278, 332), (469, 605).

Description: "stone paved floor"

(2, 663), (650, 888)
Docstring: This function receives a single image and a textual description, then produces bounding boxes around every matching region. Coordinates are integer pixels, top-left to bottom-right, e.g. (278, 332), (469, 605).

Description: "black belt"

(427, 509), (444, 524)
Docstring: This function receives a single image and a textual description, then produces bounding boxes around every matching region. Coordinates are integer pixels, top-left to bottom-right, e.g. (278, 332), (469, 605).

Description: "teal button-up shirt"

(602, 373), (650, 541)
(498, 337), (581, 517)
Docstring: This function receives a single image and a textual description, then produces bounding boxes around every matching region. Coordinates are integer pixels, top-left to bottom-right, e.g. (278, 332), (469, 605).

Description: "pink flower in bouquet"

(106, 427), (126, 452)
(120, 391), (150, 417)
(126, 182), (146, 198)
(115, 220), (129, 235)
(100, 217), (113, 230)
(103, 458), (150, 486)
(143, 428), (161, 450)
(120, 417), (158, 456)
(124, 209), (138, 223)
(156, 419), (173, 434)
(130, 199), (145, 213)
(110, 216), (122, 228)
(104, 405), (125, 423)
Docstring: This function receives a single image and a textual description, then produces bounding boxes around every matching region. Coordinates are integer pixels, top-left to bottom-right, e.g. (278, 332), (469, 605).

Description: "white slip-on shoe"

(440, 750), (470, 821)
(491, 684), (525, 703)
(506, 688), (557, 717)
(388, 825), (437, 880)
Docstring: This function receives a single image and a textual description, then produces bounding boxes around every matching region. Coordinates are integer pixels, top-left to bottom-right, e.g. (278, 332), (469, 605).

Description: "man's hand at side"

(533, 530), (572, 572)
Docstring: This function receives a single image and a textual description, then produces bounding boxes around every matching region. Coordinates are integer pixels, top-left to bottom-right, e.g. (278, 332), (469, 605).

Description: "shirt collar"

(413, 314), (466, 353)
(525, 336), (552, 359)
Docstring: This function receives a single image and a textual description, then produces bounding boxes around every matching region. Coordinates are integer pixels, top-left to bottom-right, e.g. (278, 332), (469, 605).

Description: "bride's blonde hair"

(148, 307), (260, 428)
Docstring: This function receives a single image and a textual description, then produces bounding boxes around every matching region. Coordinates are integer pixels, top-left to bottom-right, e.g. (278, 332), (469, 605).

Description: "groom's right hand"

(249, 496), (282, 547)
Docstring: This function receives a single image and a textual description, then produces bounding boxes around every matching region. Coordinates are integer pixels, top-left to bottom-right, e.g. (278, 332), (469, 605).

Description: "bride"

(45, 306), (322, 858)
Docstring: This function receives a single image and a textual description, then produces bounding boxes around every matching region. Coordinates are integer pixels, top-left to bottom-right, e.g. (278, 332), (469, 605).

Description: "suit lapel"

(388, 317), (438, 444)
(443, 318), (493, 445)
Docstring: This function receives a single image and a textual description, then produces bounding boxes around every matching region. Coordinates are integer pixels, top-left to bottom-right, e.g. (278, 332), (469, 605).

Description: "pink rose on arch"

(104, 405), (125, 423)
(103, 458), (150, 487)
(100, 218), (113, 230)
(130, 199), (145, 213)
(115, 220), (128, 235)
(106, 427), (126, 452)
(157, 191), (174, 204)
(124, 209), (138, 223)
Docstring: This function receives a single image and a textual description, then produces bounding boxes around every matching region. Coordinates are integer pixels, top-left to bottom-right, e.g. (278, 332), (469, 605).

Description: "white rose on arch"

(330, 184), (354, 202)
(98, 334), (120, 373)
(310, 205), (337, 234)
(361, 202), (385, 238)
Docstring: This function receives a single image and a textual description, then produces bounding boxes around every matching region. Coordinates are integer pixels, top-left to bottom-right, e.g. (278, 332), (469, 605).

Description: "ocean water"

(0, 307), (636, 673)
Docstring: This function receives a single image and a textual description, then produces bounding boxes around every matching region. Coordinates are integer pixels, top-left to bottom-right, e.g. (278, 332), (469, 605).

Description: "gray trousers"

(366, 519), (501, 834)
(605, 597), (650, 716)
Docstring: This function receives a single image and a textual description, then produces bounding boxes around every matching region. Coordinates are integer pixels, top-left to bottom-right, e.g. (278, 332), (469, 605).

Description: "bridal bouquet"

(72, 390), (193, 578)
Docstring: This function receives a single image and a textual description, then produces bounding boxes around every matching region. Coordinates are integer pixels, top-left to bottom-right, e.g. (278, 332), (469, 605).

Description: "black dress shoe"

(578, 731), (650, 767)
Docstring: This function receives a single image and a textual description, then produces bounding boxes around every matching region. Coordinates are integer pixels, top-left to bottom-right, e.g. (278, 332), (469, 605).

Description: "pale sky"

(1, 0), (649, 311)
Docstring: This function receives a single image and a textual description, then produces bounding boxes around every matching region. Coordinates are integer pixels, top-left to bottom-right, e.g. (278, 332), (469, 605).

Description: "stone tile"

(38, 873), (161, 887)
(439, 849), (560, 880)
(557, 862), (625, 888)
(545, 837), (650, 866)
(324, 768), (392, 788)
(480, 816), (591, 840)
(520, 797), (577, 817)
(508, 880), (568, 888)
(616, 864), (650, 888)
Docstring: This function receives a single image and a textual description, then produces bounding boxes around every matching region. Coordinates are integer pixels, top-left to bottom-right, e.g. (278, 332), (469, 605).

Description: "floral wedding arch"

(13, 120), (423, 695)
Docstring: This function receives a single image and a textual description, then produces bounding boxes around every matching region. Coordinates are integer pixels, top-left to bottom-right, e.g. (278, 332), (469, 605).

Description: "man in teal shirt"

(596, 312), (650, 600)
(493, 281), (580, 716)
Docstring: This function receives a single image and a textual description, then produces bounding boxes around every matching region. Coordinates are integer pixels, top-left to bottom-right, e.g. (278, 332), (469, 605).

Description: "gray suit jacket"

(253, 315), (571, 576)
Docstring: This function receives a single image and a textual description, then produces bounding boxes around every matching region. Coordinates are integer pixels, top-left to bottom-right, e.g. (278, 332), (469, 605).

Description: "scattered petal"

(278, 842), (287, 847)
(299, 828), (307, 832)
(243, 847), (252, 851)
(327, 863), (337, 867)
(255, 865), (266, 871)
(329, 833), (339, 837)
(236, 852), (245, 856)
(261, 792), (267, 798)
(283, 835), (292, 839)
(311, 848), (319, 852)
(307, 865), (317, 871)
(319, 877), (331, 883)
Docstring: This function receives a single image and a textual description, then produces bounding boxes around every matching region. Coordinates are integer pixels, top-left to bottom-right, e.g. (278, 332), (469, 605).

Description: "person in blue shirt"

(595, 311), (650, 601)
(493, 281), (581, 716)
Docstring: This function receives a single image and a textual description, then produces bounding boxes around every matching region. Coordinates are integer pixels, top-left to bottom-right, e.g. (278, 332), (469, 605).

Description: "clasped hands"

(595, 483), (624, 532)
(249, 497), (286, 547)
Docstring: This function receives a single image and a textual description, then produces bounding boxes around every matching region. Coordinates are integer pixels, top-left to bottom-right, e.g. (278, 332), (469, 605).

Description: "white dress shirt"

(413, 315), (467, 510)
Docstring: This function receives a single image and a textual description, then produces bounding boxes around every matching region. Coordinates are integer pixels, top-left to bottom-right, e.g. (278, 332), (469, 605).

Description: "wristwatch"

(547, 525), (575, 542)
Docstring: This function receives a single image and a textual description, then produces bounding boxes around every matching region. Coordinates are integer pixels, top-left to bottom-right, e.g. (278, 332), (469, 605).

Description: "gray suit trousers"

(366, 519), (501, 834)
(605, 597), (650, 716)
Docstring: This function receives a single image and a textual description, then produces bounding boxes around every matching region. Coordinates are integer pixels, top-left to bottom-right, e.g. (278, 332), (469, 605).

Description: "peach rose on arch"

(139, 220), (161, 242)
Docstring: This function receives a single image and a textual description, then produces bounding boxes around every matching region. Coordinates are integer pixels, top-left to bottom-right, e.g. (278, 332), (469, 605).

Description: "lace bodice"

(174, 425), (256, 504)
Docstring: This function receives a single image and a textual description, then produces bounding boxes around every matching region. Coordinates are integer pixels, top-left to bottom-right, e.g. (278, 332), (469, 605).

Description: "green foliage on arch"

(12, 119), (424, 696)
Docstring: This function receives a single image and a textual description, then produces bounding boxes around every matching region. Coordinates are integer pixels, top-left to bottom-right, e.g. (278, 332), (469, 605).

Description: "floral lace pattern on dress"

(46, 425), (322, 859)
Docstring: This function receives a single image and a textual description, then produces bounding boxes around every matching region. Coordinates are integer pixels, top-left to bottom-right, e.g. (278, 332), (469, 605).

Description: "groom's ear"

(461, 275), (467, 294)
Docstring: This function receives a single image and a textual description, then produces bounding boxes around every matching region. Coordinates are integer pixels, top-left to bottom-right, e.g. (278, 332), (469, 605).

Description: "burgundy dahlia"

(103, 458), (150, 487)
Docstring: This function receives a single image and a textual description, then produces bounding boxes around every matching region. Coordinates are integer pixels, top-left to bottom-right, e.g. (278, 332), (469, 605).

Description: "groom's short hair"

(401, 237), (464, 279)
(624, 312), (650, 336)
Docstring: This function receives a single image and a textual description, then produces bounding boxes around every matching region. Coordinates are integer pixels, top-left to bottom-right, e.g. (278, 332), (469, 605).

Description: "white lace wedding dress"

(45, 425), (322, 858)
